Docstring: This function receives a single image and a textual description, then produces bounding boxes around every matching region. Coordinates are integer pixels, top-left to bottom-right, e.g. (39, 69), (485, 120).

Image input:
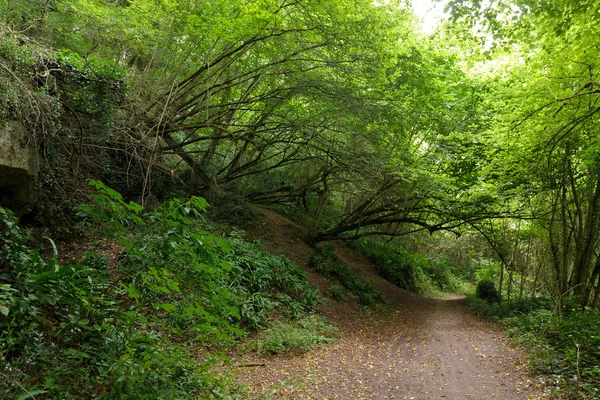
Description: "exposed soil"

(236, 207), (542, 399)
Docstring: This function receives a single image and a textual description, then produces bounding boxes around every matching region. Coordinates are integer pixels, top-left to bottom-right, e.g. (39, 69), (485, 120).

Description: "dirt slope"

(237, 207), (541, 399)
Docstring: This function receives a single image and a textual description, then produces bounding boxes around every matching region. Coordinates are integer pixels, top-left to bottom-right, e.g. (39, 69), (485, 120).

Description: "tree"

(445, 0), (600, 308)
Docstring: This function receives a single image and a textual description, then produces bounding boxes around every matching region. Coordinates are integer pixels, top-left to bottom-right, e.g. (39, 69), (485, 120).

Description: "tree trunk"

(507, 268), (513, 301)
(499, 262), (504, 301)
(162, 132), (221, 194)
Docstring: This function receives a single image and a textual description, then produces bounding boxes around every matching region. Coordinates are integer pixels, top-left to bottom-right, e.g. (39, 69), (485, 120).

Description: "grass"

(255, 315), (338, 355)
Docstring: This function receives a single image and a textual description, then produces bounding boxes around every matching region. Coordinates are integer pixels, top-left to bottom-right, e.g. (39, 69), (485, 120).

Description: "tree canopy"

(5, 1), (600, 398)
(3, 0), (600, 308)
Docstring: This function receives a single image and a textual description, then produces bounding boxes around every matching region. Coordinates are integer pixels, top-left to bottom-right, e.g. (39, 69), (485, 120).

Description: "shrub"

(329, 284), (345, 302)
(502, 308), (600, 399)
(226, 232), (325, 328)
(469, 292), (600, 398)
(350, 239), (420, 292)
(1, 182), (329, 398)
(257, 315), (337, 354)
(476, 280), (501, 303)
(351, 238), (473, 296)
(208, 193), (256, 227)
(0, 204), (242, 398)
(468, 295), (551, 321)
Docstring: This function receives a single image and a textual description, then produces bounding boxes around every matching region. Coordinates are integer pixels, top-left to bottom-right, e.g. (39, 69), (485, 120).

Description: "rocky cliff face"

(0, 121), (38, 216)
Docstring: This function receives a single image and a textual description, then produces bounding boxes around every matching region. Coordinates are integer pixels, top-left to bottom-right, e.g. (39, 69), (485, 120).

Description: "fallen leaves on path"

(236, 207), (543, 399)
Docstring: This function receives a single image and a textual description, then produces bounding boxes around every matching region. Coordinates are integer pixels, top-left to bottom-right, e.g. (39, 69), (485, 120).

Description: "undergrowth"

(252, 315), (338, 355)
(207, 193), (257, 228)
(309, 244), (384, 306)
(351, 237), (471, 295)
(0, 180), (326, 399)
(226, 233), (325, 329)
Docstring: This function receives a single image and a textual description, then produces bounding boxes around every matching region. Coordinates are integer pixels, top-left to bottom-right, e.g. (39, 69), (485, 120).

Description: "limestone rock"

(0, 121), (39, 216)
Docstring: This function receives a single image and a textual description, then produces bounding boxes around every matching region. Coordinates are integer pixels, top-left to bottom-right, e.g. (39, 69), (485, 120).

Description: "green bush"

(1, 181), (329, 398)
(226, 232), (325, 328)
(503, 308), (600, 399)
(424, 258), (471, 294)
(266, 203), (314, 227)
(476, 280), (501, 303)
(351, 239), (421, 292)
(329, 284), (345, 302)
(466, 295), (600, 397)
(208, 193), (256, 227)
(351, 238), (472, 296)
(468, 295), (551, 320)
(0, 204), (240, 399)
(257, 315), (337, 354)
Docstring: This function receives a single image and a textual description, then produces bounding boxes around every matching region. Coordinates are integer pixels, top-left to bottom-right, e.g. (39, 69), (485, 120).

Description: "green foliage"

(0, 206), (28, 266)
(256, 315), (337, 355)
(53, 48), (125, 82)
(472, 295), (600, 399)
(46, 47), (125, 121)
(0, 205), (240, 398)
(1, 182), (328, 398)
(476, 280), (501, 304)
(329, 284), (345, 302)
(502, 307), (600, 399)
(77, 179), (144, 234)
(468, 296), (551, 320)
(424, 258), (473, 295)
(265, 203), (314, 228)
(352, 238), (472, 296)
(208, 193), (257, 227)
(309, 245), (384, 306)
(225, 232), (324, 328)
(77, 181), (243, 344)
(352, 239), (420, 292)
(0, 34), (61, 130)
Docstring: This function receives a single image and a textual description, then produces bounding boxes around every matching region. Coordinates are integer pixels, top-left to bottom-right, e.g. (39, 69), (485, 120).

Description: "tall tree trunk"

(507, 268), (513, 301)
(520, 237), (532, 299)
(573, 177), (600, 299)
(548, 196), (563, 310)
(560, 152), (571, 302)
(584, 255), (600, 307)
(499, 262), (504, 300)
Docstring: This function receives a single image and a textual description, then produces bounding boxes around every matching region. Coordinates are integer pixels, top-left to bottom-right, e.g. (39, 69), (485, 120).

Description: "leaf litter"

(235, 207), (543, 399)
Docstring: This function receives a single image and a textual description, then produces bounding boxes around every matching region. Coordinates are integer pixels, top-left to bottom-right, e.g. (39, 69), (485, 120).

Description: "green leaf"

(156, 303), (177, 312)
(0, 305), (9, 316)
(16, 390), (48, 400)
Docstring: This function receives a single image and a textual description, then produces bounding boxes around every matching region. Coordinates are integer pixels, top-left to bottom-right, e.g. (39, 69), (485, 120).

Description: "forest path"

(237, 208), (540, 399)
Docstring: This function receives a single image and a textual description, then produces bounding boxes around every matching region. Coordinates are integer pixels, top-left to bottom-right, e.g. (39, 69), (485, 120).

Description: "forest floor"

(235, 207), (543, 399)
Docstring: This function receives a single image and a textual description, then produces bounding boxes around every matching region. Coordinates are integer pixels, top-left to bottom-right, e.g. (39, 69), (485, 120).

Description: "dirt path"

(237, 208), (540, 399)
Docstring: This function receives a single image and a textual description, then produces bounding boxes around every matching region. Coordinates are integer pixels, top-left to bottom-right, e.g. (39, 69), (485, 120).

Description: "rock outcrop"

(0, 121), (38, 216)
